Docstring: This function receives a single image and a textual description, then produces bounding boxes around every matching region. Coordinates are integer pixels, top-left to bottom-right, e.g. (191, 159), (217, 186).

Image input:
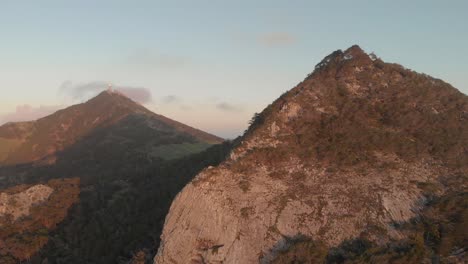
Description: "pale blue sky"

(0, 0), (467, 138)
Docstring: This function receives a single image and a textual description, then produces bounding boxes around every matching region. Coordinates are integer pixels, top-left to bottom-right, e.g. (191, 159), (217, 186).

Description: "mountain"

(0, 90), (227, 263)
(154, 46), (468, 263)
(0, 89), (222, 166)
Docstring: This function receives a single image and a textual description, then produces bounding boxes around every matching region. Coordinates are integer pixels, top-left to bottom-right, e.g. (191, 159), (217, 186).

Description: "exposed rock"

(0, 178), (80, 262)
(154, 46), (468, 263)
(0, 184), (53, 221)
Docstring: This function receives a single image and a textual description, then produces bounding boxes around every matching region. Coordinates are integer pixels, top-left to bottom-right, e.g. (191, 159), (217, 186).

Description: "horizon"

(1, 1), (467, 138)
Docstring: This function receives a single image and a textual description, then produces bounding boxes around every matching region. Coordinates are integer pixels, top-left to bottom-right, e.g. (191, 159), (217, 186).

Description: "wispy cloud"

(216, 102), (243, 112)
(59, 81), (153, 104)
(117, 87), (152, 104)
(258, 32), (297, 47)
(161, 95), (180, 104)
(0, 104), (62, 124)
(126, 49), (190, 68)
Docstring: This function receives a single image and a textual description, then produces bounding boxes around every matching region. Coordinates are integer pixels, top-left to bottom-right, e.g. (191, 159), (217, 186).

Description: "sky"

(0, 0), (467, 138)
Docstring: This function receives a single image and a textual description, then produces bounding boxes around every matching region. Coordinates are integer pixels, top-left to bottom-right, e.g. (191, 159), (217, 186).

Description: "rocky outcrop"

(0, 184), (53, 221)
(154, 46), (468, 263)
(0, 178), (80, 262)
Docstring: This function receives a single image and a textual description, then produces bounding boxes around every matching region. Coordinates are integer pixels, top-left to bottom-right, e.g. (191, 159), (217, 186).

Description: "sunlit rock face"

(154, 45), (468, 264)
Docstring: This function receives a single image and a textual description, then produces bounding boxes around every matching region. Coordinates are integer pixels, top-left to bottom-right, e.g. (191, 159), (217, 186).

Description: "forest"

(0, 139), (234, 263)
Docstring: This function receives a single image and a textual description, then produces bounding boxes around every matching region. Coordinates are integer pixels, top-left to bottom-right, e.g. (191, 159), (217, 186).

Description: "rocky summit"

(154, 46), (468, 263)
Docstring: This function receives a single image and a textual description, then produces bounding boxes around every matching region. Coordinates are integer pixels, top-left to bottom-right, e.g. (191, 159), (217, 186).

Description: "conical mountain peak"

(92, 88), (136, 103)
(0, 87), (223, 165)
(84, 89), (150, 117)
(99, 87), (128, 98)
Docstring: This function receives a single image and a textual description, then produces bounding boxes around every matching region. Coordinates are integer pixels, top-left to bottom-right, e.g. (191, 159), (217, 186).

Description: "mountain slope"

(0, 90), (225, 263)
(37, 142), (233, 264)
(0, 90), (222, 166)
(154, 46), (468, 263)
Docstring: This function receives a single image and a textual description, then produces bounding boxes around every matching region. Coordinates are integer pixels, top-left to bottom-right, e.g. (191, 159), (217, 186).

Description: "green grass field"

(150, 142), (212, 160)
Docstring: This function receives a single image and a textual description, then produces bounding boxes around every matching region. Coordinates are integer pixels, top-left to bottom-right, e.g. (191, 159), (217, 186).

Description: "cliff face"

(154, 46), (468, 263)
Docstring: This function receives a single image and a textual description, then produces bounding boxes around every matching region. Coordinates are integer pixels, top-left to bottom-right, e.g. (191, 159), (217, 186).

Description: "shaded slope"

(0, 131), (232, 263)
(36, 141), (233, 264)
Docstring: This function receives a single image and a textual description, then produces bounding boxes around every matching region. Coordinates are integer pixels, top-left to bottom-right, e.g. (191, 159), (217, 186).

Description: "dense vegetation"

(38, 142), (232, 263)
(0, 137), (232, 263)
(241, 47), (468, 170)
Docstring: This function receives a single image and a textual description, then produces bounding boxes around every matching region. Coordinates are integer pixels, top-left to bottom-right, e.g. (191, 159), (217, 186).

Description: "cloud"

(160, 96), (191, 110)
(216, 102), (243, 112)
(258, 32), (297, 47)
(117, 87), (152, 104)
(0, 104), (62, 124)
(59, 81), (153, 104)
(126, 49), (189, 68)
(161, 95), (180, 104)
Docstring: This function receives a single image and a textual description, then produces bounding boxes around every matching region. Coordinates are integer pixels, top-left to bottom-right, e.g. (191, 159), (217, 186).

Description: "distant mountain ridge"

(0, 90), (222, 166)
(0, 88), (226, 263)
